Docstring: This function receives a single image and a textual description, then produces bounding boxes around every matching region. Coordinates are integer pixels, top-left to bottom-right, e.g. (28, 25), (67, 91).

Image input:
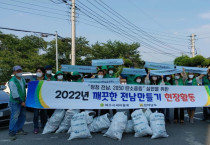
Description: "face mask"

(98, 75), (103, 79)
(36, 72), (43, 77)
(189, 75), (194, 79)
(46, 70), (52, 75)
(57, 75), (63, 80)
(175, 76), (180, 79)
(109, 70), (114, 74)
(16, 73), (22, 77)
(166, 77), (171, 81)
(136, 79), (141, 83)
(152, 77), (157, 81)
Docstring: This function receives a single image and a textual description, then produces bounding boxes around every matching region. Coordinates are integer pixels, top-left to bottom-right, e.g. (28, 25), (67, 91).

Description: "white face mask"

(166, 77), (171, 81)
(57, 75), (63, 80)
(16, 73), (22, 77)
(136, 79), (141, 83)
(46, 70), (52, 75)
(175, 76), (180, 80)
(109, 70), (114, 74)
(189, 75), (194, 79)
(36, 72), (43, 78)
(152, 76), (157, 81)
(121, 82), (127, 85)
(98, 75), (103, 79)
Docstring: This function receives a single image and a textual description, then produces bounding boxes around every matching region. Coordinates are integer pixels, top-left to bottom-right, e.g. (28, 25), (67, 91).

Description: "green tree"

(174, 55), (192, 66)
(191, 55), (205, 66)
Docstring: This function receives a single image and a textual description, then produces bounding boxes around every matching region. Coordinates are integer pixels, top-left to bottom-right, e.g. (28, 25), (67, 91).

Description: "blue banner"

(176, 66), (207, 74)
(92, 59), (124, 66)
(83, 78), (120, 84)
(121, 68), (147, 75)
(150, 69), (182, 76)
(144, 61), (174, 69)
(61, 65), (97, 73)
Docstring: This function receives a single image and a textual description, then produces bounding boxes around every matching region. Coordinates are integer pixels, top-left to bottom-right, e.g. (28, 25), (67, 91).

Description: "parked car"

(0, 85), (10, 128)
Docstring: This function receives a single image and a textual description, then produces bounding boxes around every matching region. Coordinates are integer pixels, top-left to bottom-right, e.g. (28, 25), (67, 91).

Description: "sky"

(1, 0), (210, 64)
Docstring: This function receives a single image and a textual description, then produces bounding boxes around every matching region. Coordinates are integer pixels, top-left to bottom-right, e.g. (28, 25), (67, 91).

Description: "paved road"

(0, 108), (210, 145)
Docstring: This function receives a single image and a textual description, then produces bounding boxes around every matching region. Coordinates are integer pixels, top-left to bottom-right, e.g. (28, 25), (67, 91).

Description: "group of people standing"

(8, 64), (210, 141)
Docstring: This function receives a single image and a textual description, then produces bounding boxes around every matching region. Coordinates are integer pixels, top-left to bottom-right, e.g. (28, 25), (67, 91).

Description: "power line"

(0, 6), (69, 21)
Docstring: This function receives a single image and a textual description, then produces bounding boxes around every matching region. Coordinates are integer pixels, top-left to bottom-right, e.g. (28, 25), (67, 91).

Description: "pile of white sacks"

(42, 109), (168, 141)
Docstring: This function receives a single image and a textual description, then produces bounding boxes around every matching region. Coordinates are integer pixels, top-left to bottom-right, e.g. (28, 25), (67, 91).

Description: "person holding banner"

(8, 66), (27, 141)
(44, 65), (56, 81)
(55, 71), (65, 81)
(33, 67), (48, 134)
(184, 72), (199, 124)
(104, 65), (116, 78)
(44, 65), (56, 117)
(173, 69), (186, 124)
(131, 75), (144, 85)
(199, 68), (210, 121)
(71, 72), (83, 82)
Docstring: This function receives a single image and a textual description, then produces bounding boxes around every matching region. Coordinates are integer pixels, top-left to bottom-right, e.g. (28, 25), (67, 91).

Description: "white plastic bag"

(131, 109), (153, 137)
(104, 112), (127, 141)
(144, 109), (152, 121)
(42, 109), (65, 134)
(125, 120), (134, 133)
(150, 111), (169, 139)
(83, 110), (96, 125)
(88, 113), (110, 133)
(68, 112), (92, 140)
(56, 109), (80, 133)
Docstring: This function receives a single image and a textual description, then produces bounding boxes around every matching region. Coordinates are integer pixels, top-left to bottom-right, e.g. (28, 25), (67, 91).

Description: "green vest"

(104, 73), (116, 78)
(173, 78), (184, 86)
(72, 78), (82, 82)
(9, 76), (26, 103)
(127, 75), (136, 84)
(44, 74), (56, 81)
(184, 78), (197, 86)
(203, 75), (210, 85)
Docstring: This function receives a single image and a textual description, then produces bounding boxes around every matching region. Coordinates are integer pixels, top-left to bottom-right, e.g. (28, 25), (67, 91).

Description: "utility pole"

(55, 31), (58, 71)
(191, 34), (196, 58)
(71, 0), (76, 65)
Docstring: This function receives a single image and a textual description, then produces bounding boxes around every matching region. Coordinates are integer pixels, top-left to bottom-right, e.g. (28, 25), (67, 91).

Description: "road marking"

(184, 112), (203, 121)
(24, 121), (33, 125)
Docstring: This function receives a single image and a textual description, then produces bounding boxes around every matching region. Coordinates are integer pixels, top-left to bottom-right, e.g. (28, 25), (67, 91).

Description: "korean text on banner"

(26, 81), (210, 109)
(92, 59), (124, 66)
(84, 78), (120, 84)
(61, 65), (97, 73)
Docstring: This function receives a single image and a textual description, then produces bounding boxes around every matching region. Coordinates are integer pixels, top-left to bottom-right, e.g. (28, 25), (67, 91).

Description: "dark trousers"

(47, 109), (55, 118)
(33, 109), (48, 129)
(203, 107), (210, 119)
(174, 108), (184, 121)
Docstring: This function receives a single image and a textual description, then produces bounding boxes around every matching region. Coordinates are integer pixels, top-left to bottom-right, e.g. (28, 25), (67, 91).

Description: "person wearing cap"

(33, 67), (48, 134)
(44, 65), (56, 81)
(8, 66), (27, 140)
(104, 65), (116, 78)
(55, 71), (64, 81)
(72, 71), (82, 82)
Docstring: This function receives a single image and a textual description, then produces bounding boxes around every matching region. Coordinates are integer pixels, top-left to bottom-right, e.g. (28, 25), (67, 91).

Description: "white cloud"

(199, 12), (210, 19)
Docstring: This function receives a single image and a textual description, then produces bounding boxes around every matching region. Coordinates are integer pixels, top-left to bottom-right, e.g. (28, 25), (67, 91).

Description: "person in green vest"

(173, 68), (187, 124)
(55, 71), (65, 81)
(44, 65), (56, 81)
(131, 75), (144, 85)
(8, 66), (28, 141)
(184, 72), (198, 124)
(198, 68), (210, 121)
(104, 65), (115, 78)
(72, 71), (83, 82)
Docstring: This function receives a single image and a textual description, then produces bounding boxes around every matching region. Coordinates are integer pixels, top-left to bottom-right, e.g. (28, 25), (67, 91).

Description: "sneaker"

(9, 135), (16, 141)
(33, 128), (39, 134)
(16, 130), (28, 135)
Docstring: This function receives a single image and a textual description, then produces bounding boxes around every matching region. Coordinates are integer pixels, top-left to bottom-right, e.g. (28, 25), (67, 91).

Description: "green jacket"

(127, 75), (136, 84)
(173, 78), (184, 86)
(72, 78), (82, 82)
(203, 75), (210, 85)
(44, 74), (56, 81)
(9, 76), (26, 103)
(184, 78), (197, 86)
(104, 73), (116, 78)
